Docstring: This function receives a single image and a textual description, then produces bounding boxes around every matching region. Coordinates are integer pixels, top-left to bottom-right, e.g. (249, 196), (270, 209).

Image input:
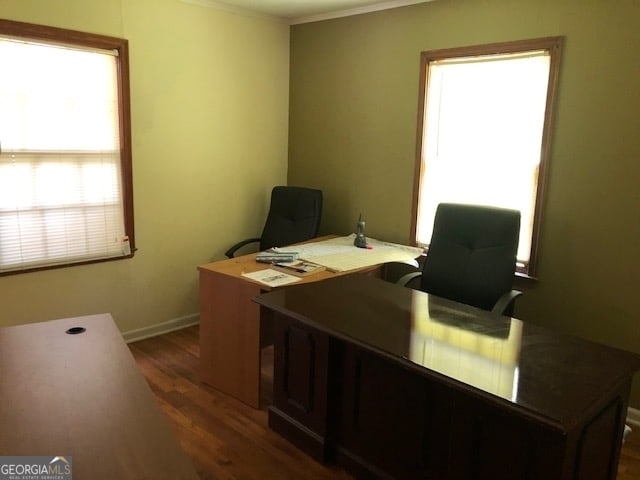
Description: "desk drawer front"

(271, 314), (332, 446)
(337, 345), (431, 478)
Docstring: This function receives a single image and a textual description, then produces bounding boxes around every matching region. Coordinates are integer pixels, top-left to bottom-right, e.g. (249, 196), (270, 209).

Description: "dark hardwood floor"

(620, 425), (640, 480)
(129, 325), (351, 480)
(129, 325), (640, 480)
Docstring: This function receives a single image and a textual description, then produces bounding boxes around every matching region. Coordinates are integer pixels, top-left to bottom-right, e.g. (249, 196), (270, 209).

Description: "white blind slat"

(0, 38), (126, 272)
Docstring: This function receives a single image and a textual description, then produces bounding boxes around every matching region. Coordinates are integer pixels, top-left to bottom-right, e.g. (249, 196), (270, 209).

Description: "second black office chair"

(225, 186), (323, 258)
(399, 203), (522, 315)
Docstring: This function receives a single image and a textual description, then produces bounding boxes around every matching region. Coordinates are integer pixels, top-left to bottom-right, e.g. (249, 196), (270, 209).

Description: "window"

(0, 19), (134, 274)
(412, 37), (563, 277)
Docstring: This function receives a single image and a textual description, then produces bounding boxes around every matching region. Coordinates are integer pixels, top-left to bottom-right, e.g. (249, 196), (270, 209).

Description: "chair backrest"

(259, 186), (323, 251)
(420, 203), (520, 311)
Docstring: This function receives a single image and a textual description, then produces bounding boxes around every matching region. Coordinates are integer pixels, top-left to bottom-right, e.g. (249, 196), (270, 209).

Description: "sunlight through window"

(413, 38), (563, 276)
(0, 20), (133, 273)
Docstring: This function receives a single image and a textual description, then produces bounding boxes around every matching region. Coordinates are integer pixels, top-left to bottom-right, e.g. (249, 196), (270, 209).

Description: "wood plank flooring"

(129, 325), (351, 480)
(129, 325), (640, 480)
(620, 425), (640, 480)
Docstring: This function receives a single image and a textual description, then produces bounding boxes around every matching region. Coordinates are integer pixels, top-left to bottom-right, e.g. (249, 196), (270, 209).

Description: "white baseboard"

(628, 406), (640, 427)
(122, 313), (199, 343)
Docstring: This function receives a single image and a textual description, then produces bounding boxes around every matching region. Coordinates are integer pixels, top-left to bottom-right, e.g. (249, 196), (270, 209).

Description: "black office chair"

(399, 203), (522, 315)
(225, 186), (323, 258)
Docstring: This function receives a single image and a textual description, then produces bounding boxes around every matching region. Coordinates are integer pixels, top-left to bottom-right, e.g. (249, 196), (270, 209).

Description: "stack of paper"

(256, 251), (299, 263)
(293, 234), (424, 272)
(241, 269), (301, 287)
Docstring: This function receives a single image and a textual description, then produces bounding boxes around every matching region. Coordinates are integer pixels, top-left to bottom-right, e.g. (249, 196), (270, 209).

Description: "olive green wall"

(0, 0), (289, 332)
(288, 0), (640, 407)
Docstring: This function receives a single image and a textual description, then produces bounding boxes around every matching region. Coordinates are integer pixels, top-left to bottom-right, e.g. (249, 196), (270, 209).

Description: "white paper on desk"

(241, 268), (302, 287)
(291, 234), (424, 272)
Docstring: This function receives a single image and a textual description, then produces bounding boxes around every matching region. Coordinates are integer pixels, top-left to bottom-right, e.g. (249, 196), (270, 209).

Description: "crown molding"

(179, 0), (433, 25)
(179, 0), (287, 23)
(290, 0), (433, 25)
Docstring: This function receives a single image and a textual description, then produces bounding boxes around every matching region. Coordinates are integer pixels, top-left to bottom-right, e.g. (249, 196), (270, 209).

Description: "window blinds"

(0, 38), (126, 272)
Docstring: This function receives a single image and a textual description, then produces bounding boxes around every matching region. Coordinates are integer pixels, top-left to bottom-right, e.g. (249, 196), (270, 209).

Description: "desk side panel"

(572, 383), (631, 480)
(199, 269), (262, 408)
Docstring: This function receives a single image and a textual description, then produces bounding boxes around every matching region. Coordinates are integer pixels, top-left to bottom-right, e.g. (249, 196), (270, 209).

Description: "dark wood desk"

(0, 314), (198, 480)
(255, 275), (640, 480)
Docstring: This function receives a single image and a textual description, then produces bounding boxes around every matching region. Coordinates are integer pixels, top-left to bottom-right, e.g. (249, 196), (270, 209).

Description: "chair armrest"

(396, 271), (422, 288)
(225, 238), (261, 258)
(491, 289), (523, 316)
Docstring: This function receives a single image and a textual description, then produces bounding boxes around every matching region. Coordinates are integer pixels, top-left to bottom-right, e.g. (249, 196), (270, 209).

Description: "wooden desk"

(198, 236), (381, 408)
(0, 314), (198, 480)
(255, 275), (640, 480)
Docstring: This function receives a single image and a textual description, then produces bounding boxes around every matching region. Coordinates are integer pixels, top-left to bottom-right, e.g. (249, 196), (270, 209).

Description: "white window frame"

(411, 37), (563, 278)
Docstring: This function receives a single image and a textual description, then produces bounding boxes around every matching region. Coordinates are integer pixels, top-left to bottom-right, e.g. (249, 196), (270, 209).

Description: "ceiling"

(182, 0), (432, 24)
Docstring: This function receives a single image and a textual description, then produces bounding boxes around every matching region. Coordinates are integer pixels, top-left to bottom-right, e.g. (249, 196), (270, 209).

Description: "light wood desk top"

(0, 314), (198, 480)
(198, 235), (380, 290)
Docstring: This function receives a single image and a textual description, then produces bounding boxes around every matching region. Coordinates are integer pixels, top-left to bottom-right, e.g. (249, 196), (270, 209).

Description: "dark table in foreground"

(255, 275), (640, 480)
(0, 314), (198, 480)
